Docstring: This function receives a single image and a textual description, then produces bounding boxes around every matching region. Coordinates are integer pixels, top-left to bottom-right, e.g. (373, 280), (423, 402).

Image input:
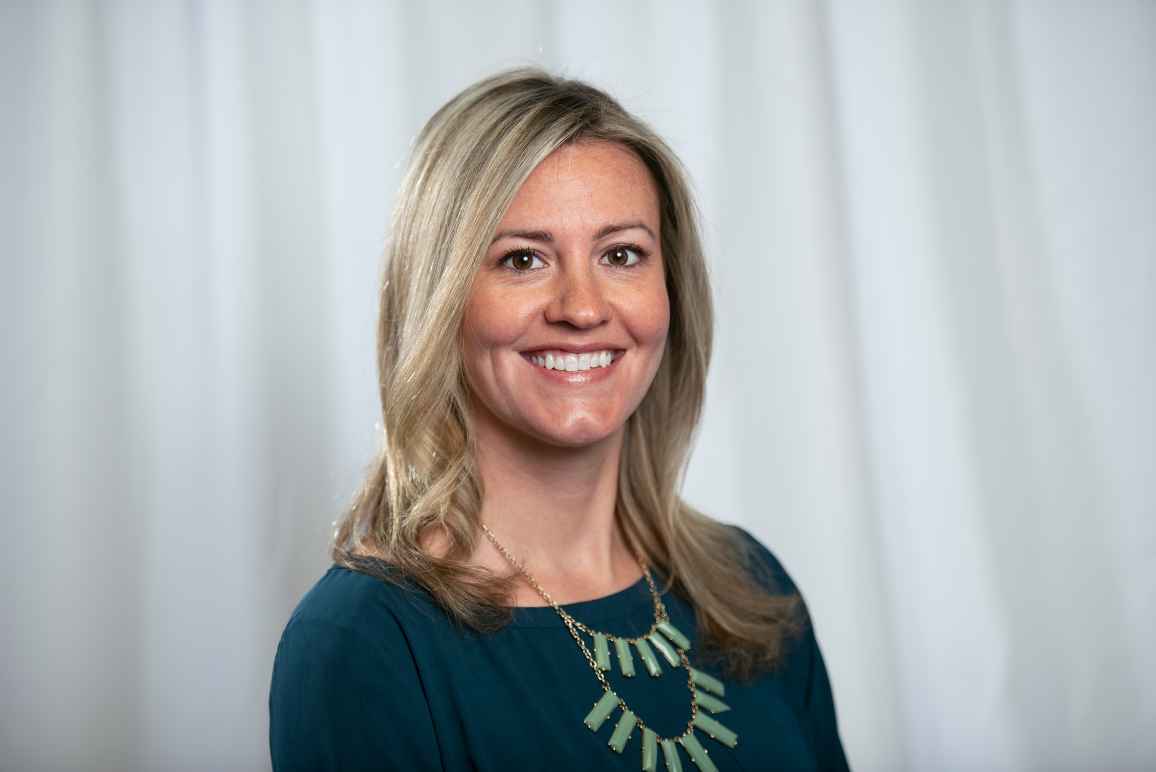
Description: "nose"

(544, 263), (611, 329)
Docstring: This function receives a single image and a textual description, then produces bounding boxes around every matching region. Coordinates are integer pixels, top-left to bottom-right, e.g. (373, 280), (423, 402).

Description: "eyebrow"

(489, 221), (656, 245)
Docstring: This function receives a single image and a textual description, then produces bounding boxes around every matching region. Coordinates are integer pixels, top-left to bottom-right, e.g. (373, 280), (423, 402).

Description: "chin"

(525, 416), (623, 450)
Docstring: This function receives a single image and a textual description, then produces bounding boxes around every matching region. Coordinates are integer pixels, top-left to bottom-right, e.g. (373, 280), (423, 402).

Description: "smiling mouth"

(520, 350), (623, 373)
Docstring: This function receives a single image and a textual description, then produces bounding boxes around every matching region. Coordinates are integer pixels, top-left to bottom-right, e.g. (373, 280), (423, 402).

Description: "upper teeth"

(529, 350), (616, 372)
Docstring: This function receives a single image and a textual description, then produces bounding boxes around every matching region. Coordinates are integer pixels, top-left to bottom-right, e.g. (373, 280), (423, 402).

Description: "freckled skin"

(461, 140), (671, 450)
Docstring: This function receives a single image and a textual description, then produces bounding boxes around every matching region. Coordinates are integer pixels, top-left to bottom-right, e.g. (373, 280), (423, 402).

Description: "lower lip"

(520, 352), (624, 384)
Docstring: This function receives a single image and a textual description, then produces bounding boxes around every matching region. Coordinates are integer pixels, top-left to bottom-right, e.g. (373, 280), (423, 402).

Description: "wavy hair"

(332, 67), (801, 679)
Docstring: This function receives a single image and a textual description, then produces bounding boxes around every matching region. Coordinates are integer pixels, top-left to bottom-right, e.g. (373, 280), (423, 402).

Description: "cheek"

(460, 285), (540, 376)
(656, 291), (672, 342)
(459, 296), (499, 392)
(462, 289), (513, 351)
(629, 281), (672, 347)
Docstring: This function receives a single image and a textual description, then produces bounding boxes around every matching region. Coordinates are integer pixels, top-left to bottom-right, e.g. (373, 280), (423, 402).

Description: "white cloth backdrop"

(2, 1), (1153, 770)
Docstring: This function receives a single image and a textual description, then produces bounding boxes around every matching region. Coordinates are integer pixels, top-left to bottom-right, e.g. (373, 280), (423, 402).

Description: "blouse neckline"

(503, 571), (660, 628)
(334, 561), (672, 631)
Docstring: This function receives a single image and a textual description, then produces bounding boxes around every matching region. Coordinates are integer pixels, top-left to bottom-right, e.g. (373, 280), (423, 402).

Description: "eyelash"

(498, 243), (650, 272)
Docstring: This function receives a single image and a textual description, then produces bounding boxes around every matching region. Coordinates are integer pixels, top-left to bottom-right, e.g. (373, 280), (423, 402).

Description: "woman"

(269, 68), (849, 772)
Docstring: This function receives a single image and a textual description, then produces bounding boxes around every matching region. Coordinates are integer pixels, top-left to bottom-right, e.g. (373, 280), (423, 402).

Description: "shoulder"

(269, 564), (444, 770)
(272, 560), (441, 680)
(283, 561), (416, 634)
(271, 564), (418, 692)
(725, 525), (850, 768)
(724, 522), (801, 599)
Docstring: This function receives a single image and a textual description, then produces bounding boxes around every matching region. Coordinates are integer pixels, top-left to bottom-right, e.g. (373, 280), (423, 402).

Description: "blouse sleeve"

(798, 620), (851, 771)
(268, 614), (443, 772)
(730, 524), (851, 771)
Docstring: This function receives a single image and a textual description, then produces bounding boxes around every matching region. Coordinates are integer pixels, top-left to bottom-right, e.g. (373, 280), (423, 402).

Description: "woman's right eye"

(499, 249), (545, 271)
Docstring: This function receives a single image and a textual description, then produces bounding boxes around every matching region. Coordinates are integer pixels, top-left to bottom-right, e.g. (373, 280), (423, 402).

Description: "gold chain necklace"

(481, 523), (739, 772)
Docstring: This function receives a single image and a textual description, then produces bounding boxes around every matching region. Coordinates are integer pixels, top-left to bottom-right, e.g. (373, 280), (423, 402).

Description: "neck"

(469, 401), (640, 603)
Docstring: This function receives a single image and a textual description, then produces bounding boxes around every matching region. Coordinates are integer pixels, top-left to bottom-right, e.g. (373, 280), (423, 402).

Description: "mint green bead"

(678, 731), (719, 772)
(614, 636), (636, 677)
(660, 738), (683, 772)
(594, 633), (611, 671)
(634, 637), (662, 677)
(647, 632), (680, 667)
(694, 689), (731, 714)
(583, 689), (619, 732)
(692, 712), (738, 748)
(657, 620), (692, 650)
(688, 667), (725, 697)
(607, 709), (637, 753)
(642, 728), (658, 771)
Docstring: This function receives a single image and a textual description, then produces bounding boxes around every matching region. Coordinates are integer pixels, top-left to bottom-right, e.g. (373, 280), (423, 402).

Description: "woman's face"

(461, 140), (670, 449)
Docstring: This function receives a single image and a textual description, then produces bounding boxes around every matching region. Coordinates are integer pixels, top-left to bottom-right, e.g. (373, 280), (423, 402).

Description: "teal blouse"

(269, 526), (849, 771)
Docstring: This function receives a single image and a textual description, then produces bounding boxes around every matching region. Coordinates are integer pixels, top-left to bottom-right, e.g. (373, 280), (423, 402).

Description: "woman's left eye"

(600, 245), (645, 268)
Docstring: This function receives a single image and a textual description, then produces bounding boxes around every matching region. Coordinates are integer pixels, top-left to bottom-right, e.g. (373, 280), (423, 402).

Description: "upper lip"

(520, 343), (626, 354)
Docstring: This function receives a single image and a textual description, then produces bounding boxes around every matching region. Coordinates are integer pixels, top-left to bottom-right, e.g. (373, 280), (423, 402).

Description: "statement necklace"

(481, 524), (739, 772)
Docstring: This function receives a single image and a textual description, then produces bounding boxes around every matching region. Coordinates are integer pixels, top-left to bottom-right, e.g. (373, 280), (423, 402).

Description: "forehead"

(498, 140), (660, 231)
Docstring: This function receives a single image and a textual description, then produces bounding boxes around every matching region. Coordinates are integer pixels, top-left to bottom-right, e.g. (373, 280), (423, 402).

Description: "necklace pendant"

(583, 689), (620, 731)
(641, 728), (658, 771)
(634, 637), (663, 677)
(689, 667), (725, 697)
(694, 689), (731, 714)
(594, 633), (612, 671)
(607, 709), (637, 753)
(656, 620), (692, 651)
(678, 731), (720, 772)
(614, 637), (636, 677)
(660, 738), (684, 772)
(647, 632), (681, 667)
(692, 712), (738, 749)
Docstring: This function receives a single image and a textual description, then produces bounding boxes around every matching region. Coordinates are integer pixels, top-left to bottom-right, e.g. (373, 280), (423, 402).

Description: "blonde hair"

(332, 67), (801, 679)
